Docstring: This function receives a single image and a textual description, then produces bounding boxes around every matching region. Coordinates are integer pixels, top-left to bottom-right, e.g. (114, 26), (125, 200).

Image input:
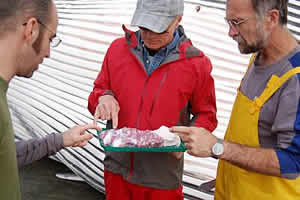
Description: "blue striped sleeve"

(275, 94), (300, 179)
(276, 135), (300, 179)
(276, 52), (300, 179)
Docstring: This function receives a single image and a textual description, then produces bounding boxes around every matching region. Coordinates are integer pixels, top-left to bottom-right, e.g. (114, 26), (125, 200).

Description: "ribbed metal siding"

(8, 1), (300, 199)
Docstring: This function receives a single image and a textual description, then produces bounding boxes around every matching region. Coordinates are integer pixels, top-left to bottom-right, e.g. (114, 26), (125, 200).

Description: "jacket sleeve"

(88, 49), (113, 115)
(16, 133), (63, 168)
(190, 56), (218, 132)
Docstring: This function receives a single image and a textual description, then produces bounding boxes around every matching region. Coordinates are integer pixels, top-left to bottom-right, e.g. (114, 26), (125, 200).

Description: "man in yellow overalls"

(171, 0), (300, 199)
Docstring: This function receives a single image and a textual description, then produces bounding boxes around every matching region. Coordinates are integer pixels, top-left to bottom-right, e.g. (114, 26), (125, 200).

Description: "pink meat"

(100, 128), (164, 147)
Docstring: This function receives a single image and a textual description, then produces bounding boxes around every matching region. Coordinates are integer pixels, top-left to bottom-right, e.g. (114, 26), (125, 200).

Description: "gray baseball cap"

(131, 0), (184, 33)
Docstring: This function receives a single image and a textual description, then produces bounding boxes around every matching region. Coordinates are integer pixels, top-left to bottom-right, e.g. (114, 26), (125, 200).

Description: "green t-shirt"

(0, 77), (21, 200)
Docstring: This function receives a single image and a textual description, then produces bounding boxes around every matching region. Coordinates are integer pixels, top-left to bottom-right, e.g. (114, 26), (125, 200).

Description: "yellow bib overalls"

(215, 55), (300, 200)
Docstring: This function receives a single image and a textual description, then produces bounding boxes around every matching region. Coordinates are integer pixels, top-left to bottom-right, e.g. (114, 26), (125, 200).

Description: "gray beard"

(240, 38), (264, 54)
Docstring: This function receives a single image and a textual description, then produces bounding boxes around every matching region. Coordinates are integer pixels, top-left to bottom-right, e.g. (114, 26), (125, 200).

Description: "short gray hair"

(250, 0), (288, 25)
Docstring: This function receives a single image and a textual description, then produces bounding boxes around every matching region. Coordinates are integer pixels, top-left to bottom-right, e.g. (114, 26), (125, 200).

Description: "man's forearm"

(16, 133), (63, 168)
(220, 141), (281, 177)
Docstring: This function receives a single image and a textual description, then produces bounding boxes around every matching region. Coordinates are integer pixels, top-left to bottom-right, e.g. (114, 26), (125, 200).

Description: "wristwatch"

(211, 138), (224, 159)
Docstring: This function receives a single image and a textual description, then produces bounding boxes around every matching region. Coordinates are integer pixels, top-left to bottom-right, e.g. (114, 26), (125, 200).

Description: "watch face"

(213, 143), (224, 156)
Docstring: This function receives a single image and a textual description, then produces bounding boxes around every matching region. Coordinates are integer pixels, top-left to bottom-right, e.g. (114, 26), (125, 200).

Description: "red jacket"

(88, 25), (217, 131)
(88, 25), (217, 189)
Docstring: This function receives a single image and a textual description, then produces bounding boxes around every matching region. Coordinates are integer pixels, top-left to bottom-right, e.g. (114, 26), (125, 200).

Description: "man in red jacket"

(88, 0), (218, 199)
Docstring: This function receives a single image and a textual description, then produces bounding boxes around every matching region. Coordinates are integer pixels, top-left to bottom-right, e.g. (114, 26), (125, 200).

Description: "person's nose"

(228, 25), (239, 38)
(45, 44), (51, 58)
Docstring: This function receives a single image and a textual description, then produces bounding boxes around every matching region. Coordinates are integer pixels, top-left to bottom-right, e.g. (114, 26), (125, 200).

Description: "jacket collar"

(122, 24), (203, 59)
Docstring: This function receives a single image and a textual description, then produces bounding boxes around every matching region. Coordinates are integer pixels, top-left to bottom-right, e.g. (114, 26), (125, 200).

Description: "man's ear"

(176, 16), (182, 25)
(23, 18), (40, 45)
(173, 16), (182, 29)
(266, 9), (280, 31)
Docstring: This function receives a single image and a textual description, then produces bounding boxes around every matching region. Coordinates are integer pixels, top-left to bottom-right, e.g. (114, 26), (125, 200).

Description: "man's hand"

(171, 127), (282, 177)
(62, 123), (101, 147)
(94, 95), (120, 128)
(170, 126), (216, 157)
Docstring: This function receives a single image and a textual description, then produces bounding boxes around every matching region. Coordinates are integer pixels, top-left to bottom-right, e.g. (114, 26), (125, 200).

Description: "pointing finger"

(170, 126), (193, 135)
(94, 108), (101, 125)
(111, 110), (119, 129)
(79, 133), (94, 141)
(81, 123), (101, 132)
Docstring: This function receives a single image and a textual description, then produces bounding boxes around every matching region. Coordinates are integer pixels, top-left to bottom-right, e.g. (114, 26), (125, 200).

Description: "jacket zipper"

(127, 45), (181, 180)
(149, 69), (169, 117)
(127, 49), (150, 181)
(136, 77), (150, 128)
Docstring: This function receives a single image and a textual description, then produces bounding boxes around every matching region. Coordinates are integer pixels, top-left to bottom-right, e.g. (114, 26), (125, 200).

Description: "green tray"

(97, 129), (186, 152)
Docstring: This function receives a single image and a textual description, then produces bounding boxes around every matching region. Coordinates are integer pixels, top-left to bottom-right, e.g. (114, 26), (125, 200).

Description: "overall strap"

(248, 54), (256, 69)
(255, 67), (300, 107)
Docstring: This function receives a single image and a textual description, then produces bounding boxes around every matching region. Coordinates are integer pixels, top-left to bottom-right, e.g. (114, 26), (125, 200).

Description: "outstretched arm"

(220, 141), (280, 176)
(16, 123), (99, 168)
(171, 126), (281, 177)
(16, 133), (64, 168)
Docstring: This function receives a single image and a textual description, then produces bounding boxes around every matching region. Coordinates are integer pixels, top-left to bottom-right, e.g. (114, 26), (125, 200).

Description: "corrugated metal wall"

(8, 1), (300, 199)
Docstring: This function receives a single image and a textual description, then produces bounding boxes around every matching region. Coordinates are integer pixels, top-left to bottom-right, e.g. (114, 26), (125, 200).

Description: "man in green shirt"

(0, 0), (99, 199)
